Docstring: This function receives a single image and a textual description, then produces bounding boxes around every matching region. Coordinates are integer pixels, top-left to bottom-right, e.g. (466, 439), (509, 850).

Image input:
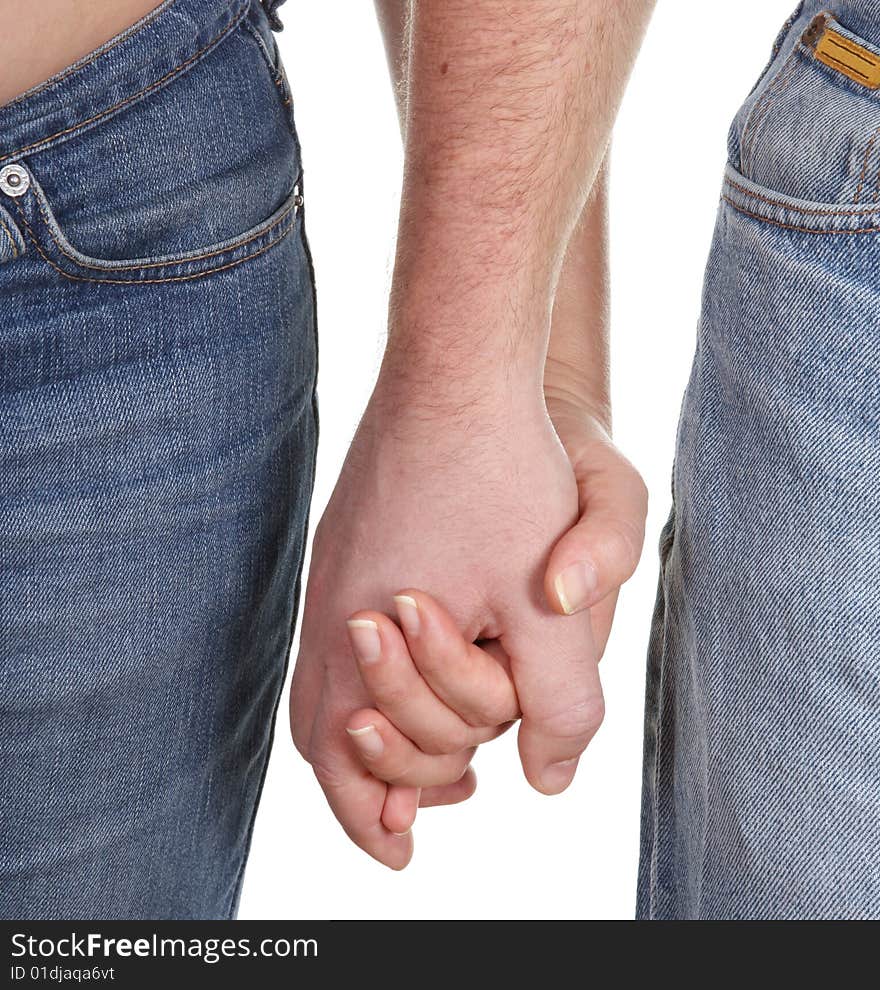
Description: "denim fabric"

(639, 0), (880, 919)
(260, 0), (289, 32)
(0, 0), (317, 919)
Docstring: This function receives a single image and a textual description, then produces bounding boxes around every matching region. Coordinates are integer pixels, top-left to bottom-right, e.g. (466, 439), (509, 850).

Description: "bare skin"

(292, 0), (655, 870)
(0, 0), (162, 107)
(338, 3), (650, 844)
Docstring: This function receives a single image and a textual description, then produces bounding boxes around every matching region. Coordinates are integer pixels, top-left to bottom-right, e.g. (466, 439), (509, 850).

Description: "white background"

(239, 0), (795, 920)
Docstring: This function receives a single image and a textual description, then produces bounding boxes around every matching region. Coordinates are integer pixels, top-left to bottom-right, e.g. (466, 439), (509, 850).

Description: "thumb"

(544, 442), (647, 616)
(504, 607), (604, 795)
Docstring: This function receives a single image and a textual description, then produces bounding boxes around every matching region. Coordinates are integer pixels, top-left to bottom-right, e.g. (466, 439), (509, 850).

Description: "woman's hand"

(344, 588), (520, 837)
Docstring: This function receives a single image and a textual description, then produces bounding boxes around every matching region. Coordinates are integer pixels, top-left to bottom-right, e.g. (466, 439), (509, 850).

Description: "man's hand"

(291, 0), (654, 869)
(291, 370), (604, 868)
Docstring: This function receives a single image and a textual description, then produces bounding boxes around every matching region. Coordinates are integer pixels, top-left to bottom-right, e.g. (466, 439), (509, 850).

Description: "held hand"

(290, 371), (606, 868)
(343, 588), (519, 837)
(348, 402), (648, 837)
(543, 389), (648, 654)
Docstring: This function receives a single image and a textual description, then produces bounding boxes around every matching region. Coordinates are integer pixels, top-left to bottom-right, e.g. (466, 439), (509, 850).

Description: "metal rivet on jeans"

(0, 164), (30, 198)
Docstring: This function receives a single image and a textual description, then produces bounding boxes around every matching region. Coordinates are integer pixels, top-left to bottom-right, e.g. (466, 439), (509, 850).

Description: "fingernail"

(554, 562), (597, 615)
(346, 618), (381, 663)
(393, 594), (420, 637)
(346, 724), (384, 759)
(391, 829), (411, 837)
(540, 756), (579, 794)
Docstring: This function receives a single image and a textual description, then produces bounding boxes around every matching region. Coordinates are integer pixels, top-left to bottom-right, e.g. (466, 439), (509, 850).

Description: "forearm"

(545, 156), (611, 432)
(376, 0), (618, 423)
(380, 0), (652, 392)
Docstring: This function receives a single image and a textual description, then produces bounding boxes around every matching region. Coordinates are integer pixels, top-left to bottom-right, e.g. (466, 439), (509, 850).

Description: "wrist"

(378, 322), (546, 425)
(544, 353), (612, 436)
(371, 347), (545, 427)
(384, 278), (550, 399)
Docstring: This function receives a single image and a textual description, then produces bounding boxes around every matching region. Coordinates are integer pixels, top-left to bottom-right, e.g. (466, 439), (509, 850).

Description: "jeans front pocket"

(2, 162), (303, 286)
(0, 0), (303, 280)
(731, 8), (880, 208)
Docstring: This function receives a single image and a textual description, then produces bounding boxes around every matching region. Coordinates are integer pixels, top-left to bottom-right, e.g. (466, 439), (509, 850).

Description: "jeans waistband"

(0, 0), (250, 167)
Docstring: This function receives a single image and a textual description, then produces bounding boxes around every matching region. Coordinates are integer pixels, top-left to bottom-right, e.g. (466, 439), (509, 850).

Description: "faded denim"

(639, 1), (880, 919)
(0, 0), (317, 919)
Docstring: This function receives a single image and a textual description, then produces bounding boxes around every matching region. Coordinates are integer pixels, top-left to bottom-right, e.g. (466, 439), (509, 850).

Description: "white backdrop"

(239, 0), (795, 920)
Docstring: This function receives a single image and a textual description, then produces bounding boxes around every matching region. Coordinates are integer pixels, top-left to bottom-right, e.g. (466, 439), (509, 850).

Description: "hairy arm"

(292, 0), (653, 869)
(376, 0), (613, 429)
(377, 0), (644, 637)
(380, 0), (650, 389)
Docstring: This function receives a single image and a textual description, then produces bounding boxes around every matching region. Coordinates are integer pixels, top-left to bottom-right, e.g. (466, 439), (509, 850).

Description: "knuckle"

(311, 755), (346, 792)
(607, 516), (645, 576)
(535, 694), (605, 744)
(421, 724), (470, 755)
(427, 755), (472, 787)
(468, 691), (516, 728)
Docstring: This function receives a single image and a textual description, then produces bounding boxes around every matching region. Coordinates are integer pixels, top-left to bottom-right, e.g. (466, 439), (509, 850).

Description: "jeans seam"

(0, 2), (248, 166)
(12, 201), (298, 284)
(29, 184), (298, 272)
(723, 193), (880, 234)
(0, 215), (19, 257)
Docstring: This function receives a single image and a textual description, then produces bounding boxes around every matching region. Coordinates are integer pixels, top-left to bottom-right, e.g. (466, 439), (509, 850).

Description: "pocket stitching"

(726, 174), (880, 216)
(28, 182), (298, 272)
(723, 194), (880, 235)
(12, 200), (298, 285)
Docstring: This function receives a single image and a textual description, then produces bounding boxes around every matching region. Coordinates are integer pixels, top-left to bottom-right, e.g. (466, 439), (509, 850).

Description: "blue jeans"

(639, 0), (880, 919)
(0, 0), (317, 919)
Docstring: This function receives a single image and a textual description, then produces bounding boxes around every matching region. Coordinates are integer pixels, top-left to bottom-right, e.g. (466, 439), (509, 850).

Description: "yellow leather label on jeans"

(815, 25), (880, 89)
